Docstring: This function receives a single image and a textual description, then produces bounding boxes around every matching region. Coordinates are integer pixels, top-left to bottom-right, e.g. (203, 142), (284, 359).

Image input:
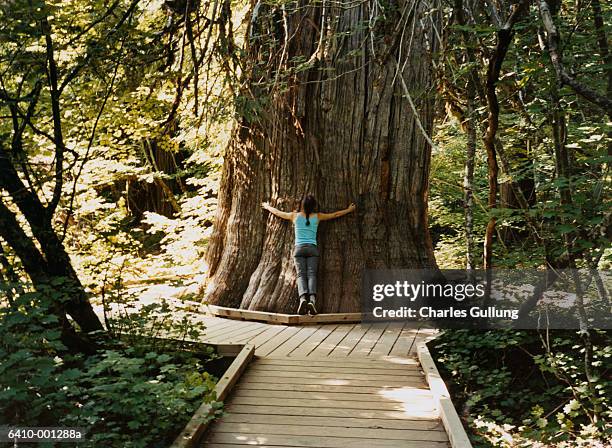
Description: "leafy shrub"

(431, 329), (611, 447)
(0, 292), (219, 447)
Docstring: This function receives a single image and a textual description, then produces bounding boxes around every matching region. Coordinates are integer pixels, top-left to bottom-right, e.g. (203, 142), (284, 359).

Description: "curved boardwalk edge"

(205, 304), (362, 325)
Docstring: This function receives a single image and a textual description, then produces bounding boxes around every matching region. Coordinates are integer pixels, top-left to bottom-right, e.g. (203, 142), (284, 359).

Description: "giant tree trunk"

(205, 0), (439, 313)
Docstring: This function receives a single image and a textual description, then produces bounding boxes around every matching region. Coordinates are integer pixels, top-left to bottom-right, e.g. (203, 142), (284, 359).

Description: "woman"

(261, 195), (356, 315)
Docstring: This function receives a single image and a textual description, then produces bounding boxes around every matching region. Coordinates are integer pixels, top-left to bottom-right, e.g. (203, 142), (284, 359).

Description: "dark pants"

(293, 244), (319, 297)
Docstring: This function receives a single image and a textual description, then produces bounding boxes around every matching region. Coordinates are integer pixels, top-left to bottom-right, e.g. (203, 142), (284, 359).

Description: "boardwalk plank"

(389, 327), (420, 357)
(206, 432), (448, 448)
(349, 323), (389, 357)
(267, 325), (322, 357)
(242, 368), (422, 380)
(234, 381), (427, 394)
(239, 375), (424, 388)
(255, 326), (301, 357)
(244, 324), (287, 348)
(369, 321), (406, 356)
(200, 317), (234, 331)
(222, 324), (273, 344)
(255, 357), (419, 369)
(211, 422), (448, 441)
(223, 404), (440, 420)
(248, 363), (420, 376)
(204, 320), (260, 339)
(289, 325), (338, 357)
(201, 319), (239, 337)
(328, 324), (372, 357)
(232, 388), (434, 404)
(227, 396), (438, 413)
(308, 324), (355, 357)
(216, 412), (442, 430)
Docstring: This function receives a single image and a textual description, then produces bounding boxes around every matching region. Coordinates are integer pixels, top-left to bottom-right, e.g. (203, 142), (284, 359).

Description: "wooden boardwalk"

(198, 316), (450, 448)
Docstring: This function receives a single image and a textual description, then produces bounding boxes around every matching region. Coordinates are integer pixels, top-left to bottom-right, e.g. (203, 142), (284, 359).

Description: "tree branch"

(59, 0), (142, 94)
(538, 0), (612, 116)
(482, 0), (529, 269)
(41, 15), (66, 220)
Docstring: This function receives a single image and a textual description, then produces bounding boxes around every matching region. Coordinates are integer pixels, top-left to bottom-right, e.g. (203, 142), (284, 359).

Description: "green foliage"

(431, 17), (612, 448)
(0, 0), (239, 295)
(0, 2), (240, 440)
(0, 292), (219, 447)
(430, 120), (487, 268)
(432, 330), (612, 447)
(434, 0), (611, 271)
(0, 1), (609, 447)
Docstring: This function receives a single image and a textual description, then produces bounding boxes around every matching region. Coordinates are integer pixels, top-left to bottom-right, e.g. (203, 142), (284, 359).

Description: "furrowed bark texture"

(205, 0), (439, 313)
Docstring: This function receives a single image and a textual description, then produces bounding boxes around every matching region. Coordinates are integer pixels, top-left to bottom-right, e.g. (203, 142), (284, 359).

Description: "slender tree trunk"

(483, 56), (501, 271)
(0, 149), (103, 333)
(205, 0), (439, 313)
(500, 143), (536, 243)
(0, 199), (97, 353)
(464, 85), (477, 270)
(454, 0), (481, 271)
(482, 0), (529, 269)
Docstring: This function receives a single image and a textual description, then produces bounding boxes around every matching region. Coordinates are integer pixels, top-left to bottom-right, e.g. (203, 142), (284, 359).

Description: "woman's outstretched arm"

(318, 203), (356, 221)
(261, 202), (295, 221)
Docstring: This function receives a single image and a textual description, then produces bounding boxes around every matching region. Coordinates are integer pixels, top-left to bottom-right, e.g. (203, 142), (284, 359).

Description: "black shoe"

(307, 298), (318, 315)
(297, 298), (308, 315)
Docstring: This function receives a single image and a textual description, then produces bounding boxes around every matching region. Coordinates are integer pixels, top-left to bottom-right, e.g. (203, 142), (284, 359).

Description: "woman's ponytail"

(301, 194), (317, 227)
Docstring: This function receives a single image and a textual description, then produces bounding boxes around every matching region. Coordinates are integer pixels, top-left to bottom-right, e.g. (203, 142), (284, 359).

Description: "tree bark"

(454, 0), (478, 270)
(205, 0), (439, 313)
(0, 241), (23, 305)
(464, 88), (477, 270)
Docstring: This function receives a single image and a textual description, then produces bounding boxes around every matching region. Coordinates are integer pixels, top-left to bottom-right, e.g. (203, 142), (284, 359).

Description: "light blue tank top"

(294, 213), (319, 246)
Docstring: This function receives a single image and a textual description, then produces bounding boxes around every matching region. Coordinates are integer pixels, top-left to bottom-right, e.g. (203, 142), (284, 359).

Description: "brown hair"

(301, 194), (317, 226)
